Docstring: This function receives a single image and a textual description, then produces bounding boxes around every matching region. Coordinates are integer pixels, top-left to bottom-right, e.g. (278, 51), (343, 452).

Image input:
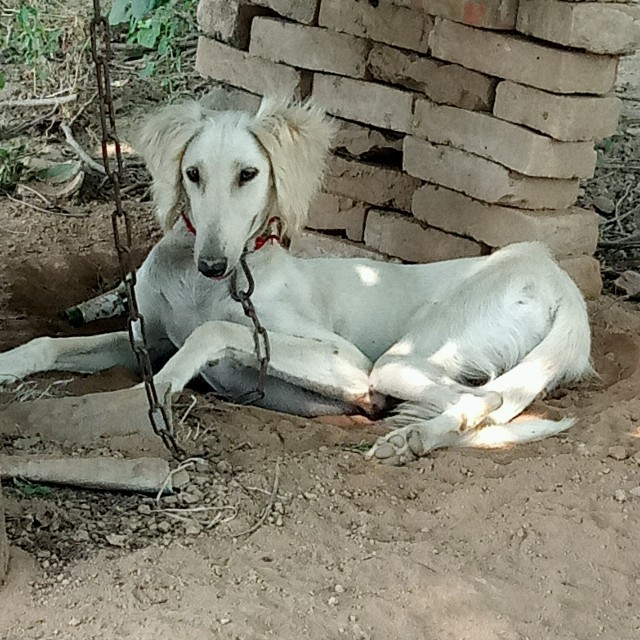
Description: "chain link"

(90, 0), (184, 459)
(229, 254), (271, 405)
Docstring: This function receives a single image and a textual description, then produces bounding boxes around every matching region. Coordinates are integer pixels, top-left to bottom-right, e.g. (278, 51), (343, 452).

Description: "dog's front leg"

(0, 332), (141, 384)
(152, 320), (375, 407)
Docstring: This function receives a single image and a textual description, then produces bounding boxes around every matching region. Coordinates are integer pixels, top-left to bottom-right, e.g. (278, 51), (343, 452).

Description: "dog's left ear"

(251, 98), (337, 238)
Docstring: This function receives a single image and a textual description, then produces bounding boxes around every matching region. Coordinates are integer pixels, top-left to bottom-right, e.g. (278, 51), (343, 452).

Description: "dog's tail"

(393, 254), (592, 452)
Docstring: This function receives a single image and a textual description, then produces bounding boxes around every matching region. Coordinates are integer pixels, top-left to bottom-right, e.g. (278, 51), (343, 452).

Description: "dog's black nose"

(198, 257), (228, 279)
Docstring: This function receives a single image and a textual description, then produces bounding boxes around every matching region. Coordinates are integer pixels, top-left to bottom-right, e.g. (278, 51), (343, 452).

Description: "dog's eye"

(239, 167), (259, 185)
(185, 166), (200, 183)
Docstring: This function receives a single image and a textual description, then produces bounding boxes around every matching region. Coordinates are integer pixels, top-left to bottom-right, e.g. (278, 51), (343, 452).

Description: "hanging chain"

(89, 0), (184, 459)
(229, 254), (271, 405)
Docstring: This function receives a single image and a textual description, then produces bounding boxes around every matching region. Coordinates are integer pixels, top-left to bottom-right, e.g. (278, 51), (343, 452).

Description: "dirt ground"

(0, 187), (639, 640)
(1, 19), (640, 637)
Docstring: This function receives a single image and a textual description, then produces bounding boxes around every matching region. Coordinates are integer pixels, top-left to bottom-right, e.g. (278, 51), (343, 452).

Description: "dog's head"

(137, 97), (336, 279)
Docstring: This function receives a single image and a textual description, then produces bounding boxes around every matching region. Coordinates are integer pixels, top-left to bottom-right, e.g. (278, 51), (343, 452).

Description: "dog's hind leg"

(0, 332), (143, 384)
(366, 357), (504, 464)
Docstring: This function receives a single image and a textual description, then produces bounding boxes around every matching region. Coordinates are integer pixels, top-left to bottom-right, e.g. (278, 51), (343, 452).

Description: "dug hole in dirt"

(0, 191), (639, 639)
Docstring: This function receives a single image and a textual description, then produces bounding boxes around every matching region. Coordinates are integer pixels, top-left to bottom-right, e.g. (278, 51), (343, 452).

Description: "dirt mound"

(1, 198), (640, 639)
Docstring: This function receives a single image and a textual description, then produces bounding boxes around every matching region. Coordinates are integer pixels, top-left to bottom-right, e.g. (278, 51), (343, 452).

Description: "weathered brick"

(291, 230), (395, 261)
(558, 255), (602, 299)
(412, 184), (600, 257)
(412, 99), (596, 178)
(252, 0), (318, 23)
(312, 74), (414, 133)
(386, 0), (518, 29)
(195, 36), (303, 98)
(200, 83), (262, 114)
(404, 137), (580, 210)
(333, 120), (403, 160)
(319, 0), (432, 53)
(325, 156), (421, 212)
(197, 0), (246, 46)
(493, 81), (622, 142)
(517, 0), (640, 55)
(308, 192), (367, 241)
(364, 210), (484, 263)
(367, 43), (496, 111)
(196, 0), (318, 49)
(429, 19), (618, 94)
(250, 18), (369, 78)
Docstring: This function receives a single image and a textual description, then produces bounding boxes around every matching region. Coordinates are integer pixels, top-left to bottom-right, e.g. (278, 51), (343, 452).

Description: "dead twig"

(5, 194), (87, 218)
(60, 122), (106, 175)
(69, 90), (99, 126)
(0, 93), (77, 108)
(231, 458), (281, 538)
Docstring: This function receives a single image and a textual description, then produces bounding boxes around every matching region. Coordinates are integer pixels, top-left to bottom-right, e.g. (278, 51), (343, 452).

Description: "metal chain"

(89, 0), (184, 459)
(229, 254), (271, 405)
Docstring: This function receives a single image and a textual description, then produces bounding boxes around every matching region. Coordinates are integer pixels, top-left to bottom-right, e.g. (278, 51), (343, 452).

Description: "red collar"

(180, 211), (282, 251)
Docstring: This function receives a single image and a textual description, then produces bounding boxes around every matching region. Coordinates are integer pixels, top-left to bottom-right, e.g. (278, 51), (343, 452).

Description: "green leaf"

(36, 160), (82, 184)
(0, 71), (5, 90)
(139, 60), (156, 77)
(109, 0), (155, 25)
(135, 19), (162, 48)
(13, 477), (52, 496)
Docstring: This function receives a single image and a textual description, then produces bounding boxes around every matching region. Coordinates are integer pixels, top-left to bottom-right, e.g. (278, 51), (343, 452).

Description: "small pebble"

(184, 521), (201, 536)
(157, 521), (171, 533)
(328, 596), (338, 606)
(629, 486), (640, 498)
(138, 504), (152, 515)
(608, 446), (628, 461)
(106, 534), (127, 547)
(68, 618), (81, 627)
(614, 489), (627, 503)
(182, 492), (200, 505)
(334, 584), (345, 593)
(593, 195), (615, 215)
(216, 460), (232, 474)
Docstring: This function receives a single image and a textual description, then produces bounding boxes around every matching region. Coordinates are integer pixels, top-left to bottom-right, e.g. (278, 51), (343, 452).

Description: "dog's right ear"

(136, 102), (206, 232)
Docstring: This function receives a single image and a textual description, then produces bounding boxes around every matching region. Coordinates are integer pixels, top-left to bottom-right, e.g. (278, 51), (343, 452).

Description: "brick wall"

(195, 0), (640, 299)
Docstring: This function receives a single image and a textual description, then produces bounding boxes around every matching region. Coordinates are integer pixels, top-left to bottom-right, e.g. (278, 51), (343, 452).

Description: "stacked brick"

(195, 0), (640, 298)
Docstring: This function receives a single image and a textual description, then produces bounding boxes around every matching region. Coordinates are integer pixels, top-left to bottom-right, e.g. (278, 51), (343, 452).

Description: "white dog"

(0, 99), (592, 463)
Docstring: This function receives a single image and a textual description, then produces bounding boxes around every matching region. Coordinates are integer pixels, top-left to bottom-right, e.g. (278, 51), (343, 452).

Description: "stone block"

(404, 137), (580, 210)
(493, 81), (622, 142)
(412, 184), (600, 257)
(308, 192), (367, 241)
(413, 98), (596, 178)
(312, 74), (414, 133)
(325, 155), (421, 212)
(558, 255), (602, 299)
(364, 209), (484, 262)
(319, 0), (432, 53)
(250, 18), (369, 78)
(381, 0), (518, 29)
(367, 43), (496, 111)
(429, 19), (619, 94)
(291, 230), (395, 261)
(195, 36), (303, 98)
(517, 0), (640, 54)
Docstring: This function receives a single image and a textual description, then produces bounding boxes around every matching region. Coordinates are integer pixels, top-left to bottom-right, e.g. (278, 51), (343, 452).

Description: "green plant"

(0, 145), (26, 193)
(4, 6), (62, 67)
(109, 0), (196, 85)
